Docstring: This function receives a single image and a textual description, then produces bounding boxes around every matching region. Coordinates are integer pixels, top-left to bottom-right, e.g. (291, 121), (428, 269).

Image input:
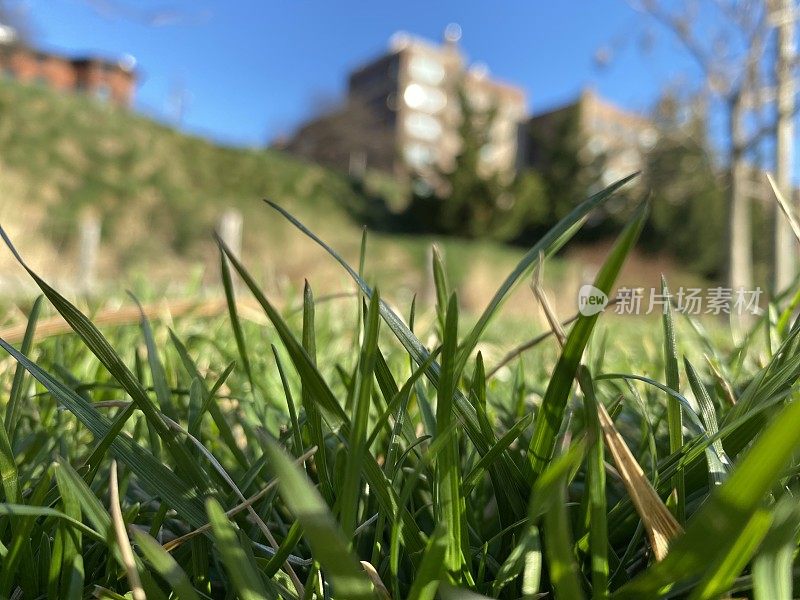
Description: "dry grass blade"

(109, 460), (146, 600)
(530, 254), (567, 347)
(487, 296), (622, 380)
(532, 272), (683, 562)
(360, 561), (391, 599)
(768, 172), (800, 244)
(0, 298), (230, 344)
(705, 354), (737, 406)
(595, 404), (683, 561)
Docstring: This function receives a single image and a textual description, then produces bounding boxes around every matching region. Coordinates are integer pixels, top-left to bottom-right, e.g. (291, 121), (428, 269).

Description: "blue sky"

(14, 0), (702, 147)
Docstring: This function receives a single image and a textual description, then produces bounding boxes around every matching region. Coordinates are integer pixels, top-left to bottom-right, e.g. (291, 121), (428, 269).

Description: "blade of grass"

(528, 202), (647, 480)
(525, 441), (586, 599)
(436, 293), (466, 579)
(684, 358), (730, 486)
(132, 530), (201, 600)
(597, 400), (682, 561)
(206, 498), (271, 600)
(301, 280), (335, 505)
(768, 172), (800, 244)
(661, 277), (685, 525)
(0, 422), (18, 504)
(340, 289), (381, 539)
(5, 295), (43, 436)
(751, 494), (800, 600)
(544, 477), (585, 600)
(263, 438), (377, 600)
(578, 366), (608, 599)
(432, 245), (449, 335)
(130, 294), (175, 420)
(491, 526), (542, 597)
(406, 522), (448, 600)
(0, 504), (103, 543)
(220, 247), (256, 397)
(272, 345), (304, 457)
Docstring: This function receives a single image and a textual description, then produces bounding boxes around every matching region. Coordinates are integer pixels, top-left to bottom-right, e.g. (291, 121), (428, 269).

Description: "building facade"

(285, 28), (527, 181)
(524, 89), (658, 188)
(0, 32), (137, 107)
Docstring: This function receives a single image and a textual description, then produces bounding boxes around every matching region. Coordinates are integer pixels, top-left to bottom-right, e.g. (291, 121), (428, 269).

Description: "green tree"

(643, 97), (727, 278)
(526, 102), (607, 225)
(428, 87), (550, 242)
(437, 89), (505, 238)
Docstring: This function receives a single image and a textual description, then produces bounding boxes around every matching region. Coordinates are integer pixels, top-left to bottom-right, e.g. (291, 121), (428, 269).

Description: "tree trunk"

(774, 0), (797, 292)
(729, 94), (753, 293)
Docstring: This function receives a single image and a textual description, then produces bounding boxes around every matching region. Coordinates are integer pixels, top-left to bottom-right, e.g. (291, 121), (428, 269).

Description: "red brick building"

(0, 38), (137, 107)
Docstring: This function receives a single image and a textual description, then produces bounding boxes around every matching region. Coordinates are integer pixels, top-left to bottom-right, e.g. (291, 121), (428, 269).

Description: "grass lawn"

(0, 180), (798, 599)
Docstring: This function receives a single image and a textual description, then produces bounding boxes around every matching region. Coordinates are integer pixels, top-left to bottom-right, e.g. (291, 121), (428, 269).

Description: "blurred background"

(0, 0), (796, 317)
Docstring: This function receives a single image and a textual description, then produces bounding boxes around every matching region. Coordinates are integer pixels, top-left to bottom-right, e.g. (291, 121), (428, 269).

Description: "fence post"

(218, 208), (243, 287)
(78, 210), (101, 293)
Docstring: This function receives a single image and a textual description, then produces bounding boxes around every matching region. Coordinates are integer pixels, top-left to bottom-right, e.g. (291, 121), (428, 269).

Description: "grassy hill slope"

(0, 80), (367, 276)
(0, 79), (701, 317)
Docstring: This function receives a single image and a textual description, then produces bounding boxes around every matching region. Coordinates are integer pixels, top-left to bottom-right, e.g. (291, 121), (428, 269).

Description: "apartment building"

(524, 89), (658, 187)
(285, 27), (527, 181)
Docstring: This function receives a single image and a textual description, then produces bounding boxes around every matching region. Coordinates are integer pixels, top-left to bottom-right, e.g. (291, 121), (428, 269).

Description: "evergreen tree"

(438, 88), (504, 238)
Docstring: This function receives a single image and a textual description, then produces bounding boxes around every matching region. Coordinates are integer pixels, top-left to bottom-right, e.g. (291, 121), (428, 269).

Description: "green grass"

(1, 175), (800, 599)
(0, 78), (364, 267)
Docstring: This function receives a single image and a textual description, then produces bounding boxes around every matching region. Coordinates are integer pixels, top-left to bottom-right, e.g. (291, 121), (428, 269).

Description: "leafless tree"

(625, 0), (797, 292)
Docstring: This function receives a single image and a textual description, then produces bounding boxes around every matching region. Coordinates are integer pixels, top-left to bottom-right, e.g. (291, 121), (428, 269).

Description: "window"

(639, 127), (658, 149)
(408, 55), (445, 86)
(468, 90), (491, 111)
(95, 83), (111, 102)
(617, 149), (640, 170)
(479, 144), (496, 163)
(492, 118), (515, 141)
(602, 168), (624, 187)
(405, 112), (442, 142)
(404, 142), (436, 168)
(403, 83), (447, 113)
(586, 135), (607, 156)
